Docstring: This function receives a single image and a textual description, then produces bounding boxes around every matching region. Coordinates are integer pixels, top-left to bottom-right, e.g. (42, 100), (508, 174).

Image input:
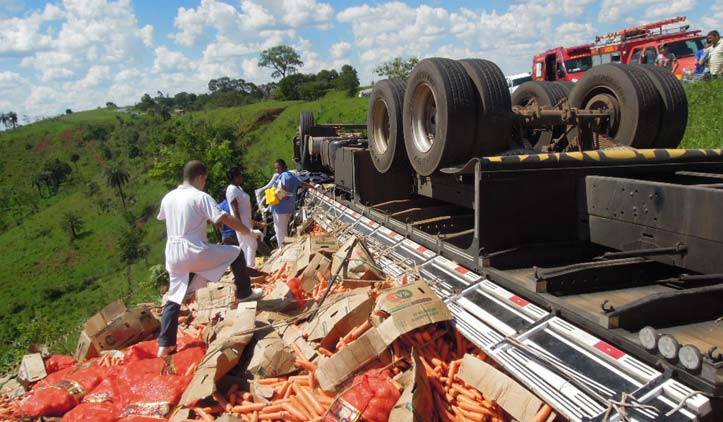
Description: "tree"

(336, 64), (360, 95)
(65, 109), (73, 115)
(61, 212), (84, 240)
(258, 45), (303, 79)
(1, 111), (18, 129)
(276, 73), (316, 100)
(374, 57), (420, 80)
(137, 93), (156, 111)
(106, 102), (118, 109)
(106, 166), (130, 211)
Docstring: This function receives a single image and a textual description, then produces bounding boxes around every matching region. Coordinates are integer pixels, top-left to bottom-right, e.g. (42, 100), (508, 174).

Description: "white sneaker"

(238, 287), (263, 302)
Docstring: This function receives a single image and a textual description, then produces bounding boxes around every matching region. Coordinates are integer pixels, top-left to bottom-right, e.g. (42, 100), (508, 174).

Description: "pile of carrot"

(0, 393), (19, 420)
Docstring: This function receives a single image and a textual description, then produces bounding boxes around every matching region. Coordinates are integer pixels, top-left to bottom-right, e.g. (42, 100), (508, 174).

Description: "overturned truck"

(295, 58), (723, 421)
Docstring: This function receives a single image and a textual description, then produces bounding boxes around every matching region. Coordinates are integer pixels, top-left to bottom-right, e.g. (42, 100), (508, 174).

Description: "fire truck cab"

(532, 44), (592, 82)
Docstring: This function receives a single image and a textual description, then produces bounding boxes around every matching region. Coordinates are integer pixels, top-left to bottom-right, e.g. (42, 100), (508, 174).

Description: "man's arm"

(218, 213), (251, 235)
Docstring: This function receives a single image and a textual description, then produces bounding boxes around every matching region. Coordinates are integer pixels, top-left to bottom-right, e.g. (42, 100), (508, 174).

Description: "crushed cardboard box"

(17, 353), (46, 388)
(278, 323), (317, 362)
(195, 283), (237, 324)
(298, 253), (331, 293)
(74, 301), (159, 360)
(316, 280), (451, 391)
(304, 288), (372, 350)
(331, 236), (383, 280)
(245, 324), (297, 379)
(457, 353), (549, 422)
(181, 302), (257, 406)
(0, 376), (26, 399)
(389, 349), (434, 422)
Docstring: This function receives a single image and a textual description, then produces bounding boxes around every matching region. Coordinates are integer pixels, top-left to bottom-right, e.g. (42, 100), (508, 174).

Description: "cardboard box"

(316, 280), (451, 391)
(17, 353), (46, 387)
(75, 301), (160, 360)
(331, 236), (383, 280)
(373, 281), (452, 345)
(246, 325), (297, 379)
(389, 349), (434, 422)
(278, 323), (318, 362)
(315, 326), (388, 392)
(195, 283), (237, 324)
(457, 354), (549, 422)
(181, 302), (257, 406)
(0, 376), (25, 399)
(298, 253), (331, 293)
(304, 289), (372, 350)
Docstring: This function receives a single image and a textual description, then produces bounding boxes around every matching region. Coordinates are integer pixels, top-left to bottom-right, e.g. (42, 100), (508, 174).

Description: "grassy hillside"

(0, 91), (367, 372)
(681, 78), (723, 149)
(0, 82), (718, 373)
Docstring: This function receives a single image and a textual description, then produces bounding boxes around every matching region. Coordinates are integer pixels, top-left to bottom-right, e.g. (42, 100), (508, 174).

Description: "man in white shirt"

(707, 30), (722, 77)
(156, 160), (252, 357)
(225, 167), (262, 269)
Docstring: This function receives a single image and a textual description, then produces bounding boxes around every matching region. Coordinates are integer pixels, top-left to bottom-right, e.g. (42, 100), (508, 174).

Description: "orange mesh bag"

(324, 368), (401, 422)
(17, 360), (107, 418)
(45, 355), (77, 374)
(115, 347), (206, 419)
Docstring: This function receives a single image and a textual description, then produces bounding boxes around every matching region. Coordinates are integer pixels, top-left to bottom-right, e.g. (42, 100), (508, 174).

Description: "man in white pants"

(270, 159), (301, 247)
(156, 161), (254, 357)
(225, 167), (260, 268)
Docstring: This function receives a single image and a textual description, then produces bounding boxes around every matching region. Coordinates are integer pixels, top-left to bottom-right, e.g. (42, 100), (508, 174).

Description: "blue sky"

(1, 0), (720, 119)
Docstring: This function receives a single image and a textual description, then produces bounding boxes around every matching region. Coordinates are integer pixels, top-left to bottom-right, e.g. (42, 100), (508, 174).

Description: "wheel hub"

(371, 99), (391, 155)
(410, 82), (437, 153)
(585, 93), (619, 137)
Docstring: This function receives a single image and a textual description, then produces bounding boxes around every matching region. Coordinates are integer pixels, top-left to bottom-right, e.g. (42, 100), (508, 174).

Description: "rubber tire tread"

(368, 79), (408, 173)
(631, 64), (687, 148)
(458, 59), (512, 156)
(553, 81), (574, 96)
(511, 81), (568, 147)
(403, 58), (477, 176)
(568, 64), (661, 148)
(299, 111), (315, 169)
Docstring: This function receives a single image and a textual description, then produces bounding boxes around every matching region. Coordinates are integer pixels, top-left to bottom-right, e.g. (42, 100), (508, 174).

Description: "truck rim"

(371, 98), (391, 155)
(584, 90), (620, 140)
(410, 82), (437, 153)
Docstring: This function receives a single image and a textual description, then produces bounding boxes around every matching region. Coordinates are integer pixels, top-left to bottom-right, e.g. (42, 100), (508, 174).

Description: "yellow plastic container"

(265, 187), (280, 206)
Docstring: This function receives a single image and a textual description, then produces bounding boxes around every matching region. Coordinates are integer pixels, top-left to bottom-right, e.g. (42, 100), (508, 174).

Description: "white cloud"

(645, 0), (696, 19)
(279, 0), (334, 28)
(701, 3), (722, 30)
(330, 41), (351, 59)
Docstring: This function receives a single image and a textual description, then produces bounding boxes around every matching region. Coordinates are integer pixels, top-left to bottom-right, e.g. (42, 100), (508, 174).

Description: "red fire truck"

(532, 17), (706, 81)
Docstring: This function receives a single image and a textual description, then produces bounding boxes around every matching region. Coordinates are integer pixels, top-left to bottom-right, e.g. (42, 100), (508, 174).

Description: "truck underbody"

(291, 58), (722, 420)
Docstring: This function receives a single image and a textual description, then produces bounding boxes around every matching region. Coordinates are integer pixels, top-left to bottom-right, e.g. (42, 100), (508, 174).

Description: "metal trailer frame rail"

(327, 147), (723, 399)
(303, 189), (712, 421)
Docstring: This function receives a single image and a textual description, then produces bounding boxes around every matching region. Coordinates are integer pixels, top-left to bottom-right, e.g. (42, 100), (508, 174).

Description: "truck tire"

(632, 64), (687, 148)
(368, 79), (407, 173)
(299, 112), (315, 169)
(403, 58), (477, 176)
(553, 81), (574, 96)
(511, 81), (568, 148)
(458, 59), (512, 156)
(568, 64), (661, 148)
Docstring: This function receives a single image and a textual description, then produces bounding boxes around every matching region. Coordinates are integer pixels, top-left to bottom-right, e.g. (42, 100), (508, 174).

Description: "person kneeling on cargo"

(156, 160), (253, 357)
(270, 159), (301, 247)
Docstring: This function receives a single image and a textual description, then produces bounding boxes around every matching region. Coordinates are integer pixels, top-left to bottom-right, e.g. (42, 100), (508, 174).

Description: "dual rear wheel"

(367, 60), (688, 176)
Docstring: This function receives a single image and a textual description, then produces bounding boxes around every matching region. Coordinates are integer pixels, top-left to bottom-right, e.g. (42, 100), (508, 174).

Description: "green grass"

(681, 78), (723, 149)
